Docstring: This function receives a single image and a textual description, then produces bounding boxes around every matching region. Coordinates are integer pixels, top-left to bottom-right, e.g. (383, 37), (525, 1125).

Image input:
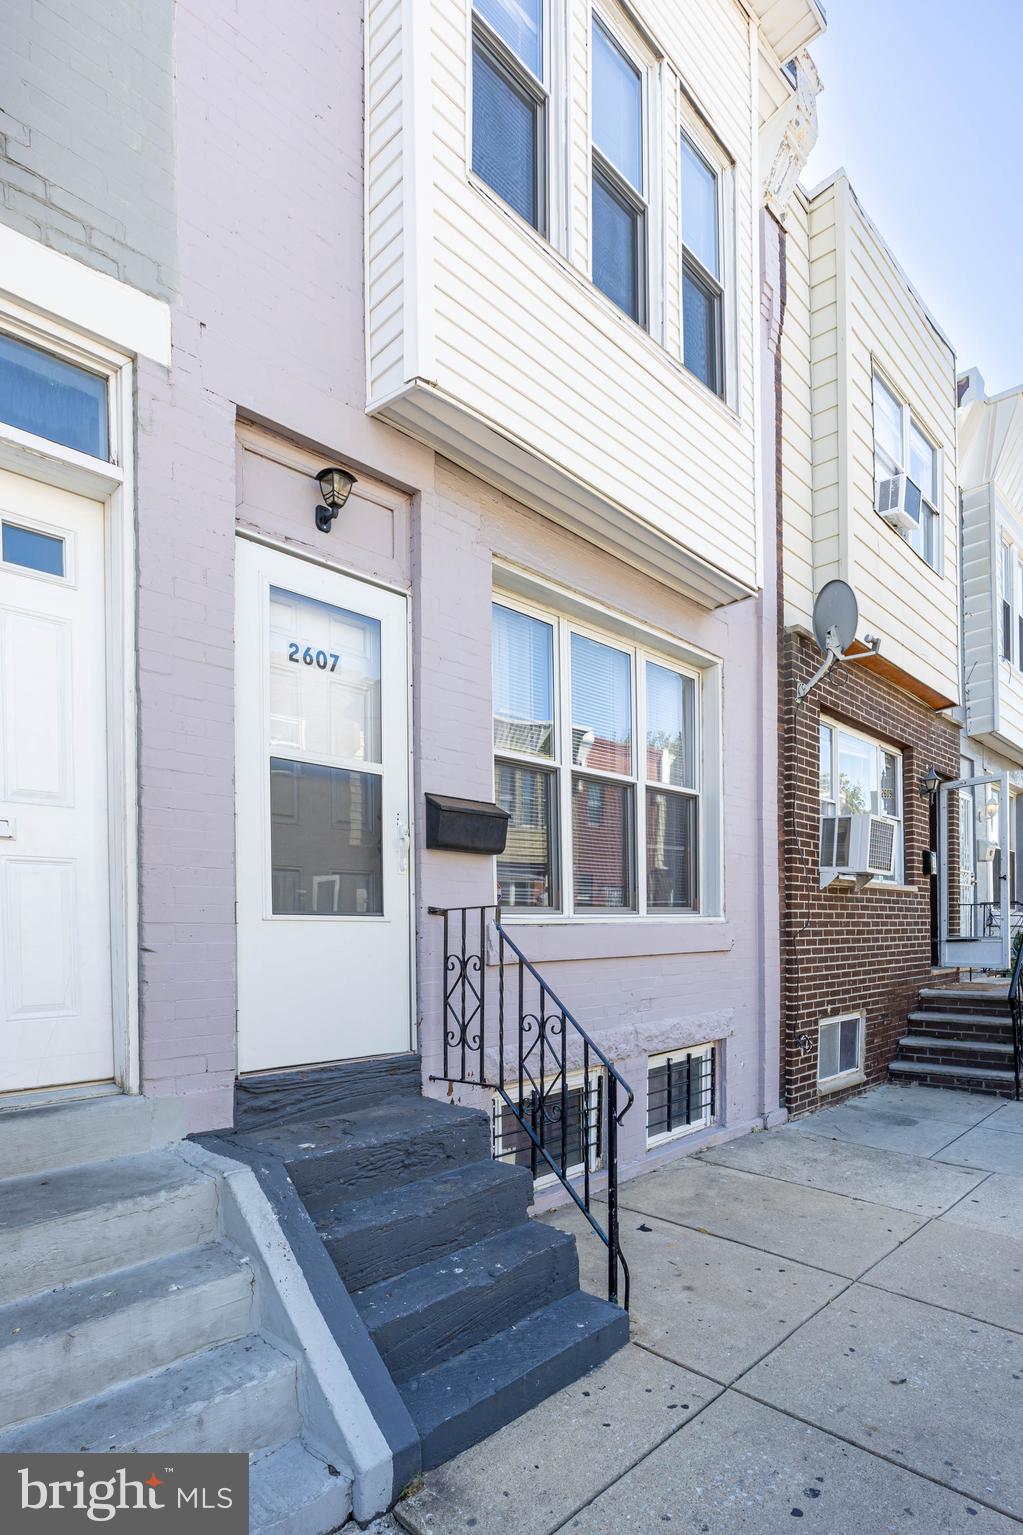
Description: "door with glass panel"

(0, 468), (114, 1092)
(938, 774), (1010, 970)
(235, 540), (411, 1071)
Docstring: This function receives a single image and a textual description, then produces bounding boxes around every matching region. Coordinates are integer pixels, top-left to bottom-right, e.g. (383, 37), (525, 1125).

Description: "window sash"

(818, 1015), (863, 1084)
(872, 371), (941, 570)
(493, 597), (702, 917)
(590, 17), (648, 326)
(472, 16), (549, 233)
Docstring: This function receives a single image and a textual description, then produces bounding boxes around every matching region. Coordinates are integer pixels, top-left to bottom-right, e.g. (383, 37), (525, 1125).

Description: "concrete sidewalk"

(394, 1085), (1023, 1534)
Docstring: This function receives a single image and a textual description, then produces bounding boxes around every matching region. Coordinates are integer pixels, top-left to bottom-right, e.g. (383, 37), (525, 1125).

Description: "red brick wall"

(779, 629), (961, 1116)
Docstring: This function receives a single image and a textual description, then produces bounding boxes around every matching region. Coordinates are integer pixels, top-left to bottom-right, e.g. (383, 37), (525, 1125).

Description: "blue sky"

(803, 1), (1023, 393)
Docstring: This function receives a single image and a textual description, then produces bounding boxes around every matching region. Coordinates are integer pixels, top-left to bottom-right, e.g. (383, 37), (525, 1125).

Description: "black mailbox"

(425, 793), (509, 854)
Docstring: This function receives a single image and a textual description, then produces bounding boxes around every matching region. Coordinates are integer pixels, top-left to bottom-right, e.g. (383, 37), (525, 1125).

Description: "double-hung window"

(1001, 542), (1014, 663)
(493, 598), (701, 915)
(472, 0), (547, 232)
(872, 371), (940, 568)
(819, 719), (903, 883)
(590, 16), (646, 324)
(1017, 560), (1023, 670)
(680, 135), (723, 395)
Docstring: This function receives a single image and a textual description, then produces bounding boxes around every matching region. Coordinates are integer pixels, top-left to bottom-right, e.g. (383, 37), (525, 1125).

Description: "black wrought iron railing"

(428, 904), (635, 1309)
(1008, 930), (1023, 1101)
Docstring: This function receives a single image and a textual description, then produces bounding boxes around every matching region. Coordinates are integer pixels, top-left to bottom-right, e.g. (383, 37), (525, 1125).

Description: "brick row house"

(0, 0), (832, 1515)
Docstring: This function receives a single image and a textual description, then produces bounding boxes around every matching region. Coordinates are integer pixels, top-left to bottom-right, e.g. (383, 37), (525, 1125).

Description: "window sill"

(818, 1069), (866, 1097)
(491, 918), (733, 964)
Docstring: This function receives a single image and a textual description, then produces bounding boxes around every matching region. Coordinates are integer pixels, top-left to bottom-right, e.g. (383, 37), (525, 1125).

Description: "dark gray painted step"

(235, 1052), (422, 1131)
(236, 1096), (491, 1213)
(889, 1059), (1016, 1095)
(0, 1336), (299, 1456)
(898, 1034), (1014, 1060)
(907, 1011), (1013, 1040)
(0, 1243), (258, 1431)
(355, 1221), (579, 1383)
(401, 1289), (629, 1471)
(319, 1158), (533, 1293)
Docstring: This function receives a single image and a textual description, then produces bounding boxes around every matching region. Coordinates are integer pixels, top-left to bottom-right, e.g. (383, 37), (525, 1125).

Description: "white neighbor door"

(939, 772), (1010, 970)
(235, 539), (412, 1072)
(0, 468), (114, 1092)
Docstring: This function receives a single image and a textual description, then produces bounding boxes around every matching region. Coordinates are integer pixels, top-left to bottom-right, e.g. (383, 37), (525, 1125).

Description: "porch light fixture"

(918, 766), (941, 801)
(315, 465), (357, 533)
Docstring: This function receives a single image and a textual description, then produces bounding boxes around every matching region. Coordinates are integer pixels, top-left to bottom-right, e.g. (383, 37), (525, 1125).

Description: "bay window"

(472, 0), (548, 232)
(493, 598), (703, 916)
(872, 370), (940, 568)
(590, 15), (647, 324)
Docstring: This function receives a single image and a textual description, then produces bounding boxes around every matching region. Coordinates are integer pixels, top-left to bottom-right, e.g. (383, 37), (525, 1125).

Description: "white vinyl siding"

(364, 0), (760, 601)
(779, 188), (814, 630)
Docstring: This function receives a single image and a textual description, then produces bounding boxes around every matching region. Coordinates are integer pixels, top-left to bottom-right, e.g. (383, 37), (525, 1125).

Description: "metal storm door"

(938, 773), (1010, 970)
(235, 539), (412, 1072)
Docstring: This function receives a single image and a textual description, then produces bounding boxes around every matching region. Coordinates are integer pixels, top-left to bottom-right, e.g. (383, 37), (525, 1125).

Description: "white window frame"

(817, 1011), (865, 1091)
(493, 589), (708, 919)
(589, 5), (657, 331)
(872, 367), (942, 571)
(678, 128), (726, 398)
(645, 1041), (716, 1148)
(470, 0), (552, 238)
(999, 537), (1014, 665)
(1016, 557), (1023, 674)
(818, 717), (904, 885)
(493, 1070), (602, 1188)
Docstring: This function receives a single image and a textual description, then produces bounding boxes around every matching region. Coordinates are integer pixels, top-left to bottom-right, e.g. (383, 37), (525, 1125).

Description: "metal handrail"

(428, 903), (635, 1309)
(1008, 929), (1023, 1100)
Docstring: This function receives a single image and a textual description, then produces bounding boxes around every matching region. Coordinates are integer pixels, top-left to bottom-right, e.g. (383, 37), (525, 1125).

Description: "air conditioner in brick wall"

(875, 472), (922, 535)
(819, 812), (897, 889)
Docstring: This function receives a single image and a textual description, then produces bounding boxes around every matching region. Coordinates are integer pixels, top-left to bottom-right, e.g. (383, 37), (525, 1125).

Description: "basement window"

(817, 1012), (864, 1089)
(493, 1073), (602, 1187)
(646, 1043), (716, 1146)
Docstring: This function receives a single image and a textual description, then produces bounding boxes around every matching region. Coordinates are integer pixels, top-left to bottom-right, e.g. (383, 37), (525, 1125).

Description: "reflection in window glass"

(1, 522), (65, 577)
(680, 137), (718, 277)
(269, 587), (381, 763)
(496, 760), (558, 908)
(872, 373), (902, 469)
(270, 759), (382, 915)
(592, 170), (641, 320)
(571, 632), (632, 775)
(591, 19), (643, 190)
(475, 0), (542, 74)
(646, 788), (697, 911)
(837, 732), (876, 815)
(472, 40), (540, 228)
(819, 723), (834, 805)
(909, 421), (936, 499)
(645, 662), (695, 787)
(492, 603), (554, 757)
(0, 332), (108, 459)
(572, 775), (635, 909)
(819, 1016), (861, 1082)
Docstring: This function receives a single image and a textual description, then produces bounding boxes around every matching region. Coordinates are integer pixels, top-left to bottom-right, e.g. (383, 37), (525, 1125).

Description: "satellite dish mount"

(796, 580), (881, 703)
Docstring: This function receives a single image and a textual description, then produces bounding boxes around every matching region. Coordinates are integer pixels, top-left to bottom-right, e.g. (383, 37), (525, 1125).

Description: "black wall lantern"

(918, 766), (941, 801)
(315, 465), (357, 533)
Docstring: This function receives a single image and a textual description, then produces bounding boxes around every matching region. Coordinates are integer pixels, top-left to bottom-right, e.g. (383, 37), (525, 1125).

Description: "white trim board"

(0, 221), (171, 367)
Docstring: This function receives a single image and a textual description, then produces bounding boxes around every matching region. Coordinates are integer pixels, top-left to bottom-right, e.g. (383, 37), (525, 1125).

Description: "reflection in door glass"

(268, 587), (381, 762)
(270, 759), (383, 915)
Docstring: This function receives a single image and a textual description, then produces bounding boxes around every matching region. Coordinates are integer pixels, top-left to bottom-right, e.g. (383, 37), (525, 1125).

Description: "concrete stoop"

(890, 987), (1018, 1097)
(0, 1094), (375, 1533)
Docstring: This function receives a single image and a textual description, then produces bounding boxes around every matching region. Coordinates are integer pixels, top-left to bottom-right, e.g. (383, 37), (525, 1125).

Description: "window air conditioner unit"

(820, 812), (897, 887)
(876, 473), (922, 534)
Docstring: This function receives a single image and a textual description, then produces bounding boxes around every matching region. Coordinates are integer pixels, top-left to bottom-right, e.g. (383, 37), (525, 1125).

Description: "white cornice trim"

(0, 221), (171, 366)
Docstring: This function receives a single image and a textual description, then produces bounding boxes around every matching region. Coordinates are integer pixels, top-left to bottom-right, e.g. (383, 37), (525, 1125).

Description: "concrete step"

(235, 1052), (422, 1132)
(897, 1035), (1015, 1064)
(905, 1011), (1013, 1042)
(889, 1059), (1017, 1096)
(355, 1220), (580, 1383)
(402, 1288), (629, 1471)
(318, 1157), (534, 1293)
(0, 1243), (255, 1429)
(0, 1335), (300, 1455)
(0, 1149), (219, 1305)
(235, 1095), (492, 1213)
(0, 1094), (184, 1179)
(249, 1438), (353, 1535)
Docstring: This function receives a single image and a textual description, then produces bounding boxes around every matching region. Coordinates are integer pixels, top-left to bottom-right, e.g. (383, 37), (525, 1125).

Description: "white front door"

(235, 539), (412, 1072)
(939, 773), (1010, 969)
(0, 468), (114, 1092)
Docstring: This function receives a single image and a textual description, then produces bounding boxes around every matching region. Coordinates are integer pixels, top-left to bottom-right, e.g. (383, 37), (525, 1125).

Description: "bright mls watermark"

(0, 1454), (248, 1531)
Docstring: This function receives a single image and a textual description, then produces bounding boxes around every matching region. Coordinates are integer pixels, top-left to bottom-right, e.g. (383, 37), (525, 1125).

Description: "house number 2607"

(288, 642), (340, 671)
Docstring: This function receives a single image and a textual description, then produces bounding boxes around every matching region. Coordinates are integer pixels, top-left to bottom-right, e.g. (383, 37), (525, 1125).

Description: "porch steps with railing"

(231, 1060), (628, 1472)
(889, 986), (1018, 1096)
(0, 1097), (352, 1534)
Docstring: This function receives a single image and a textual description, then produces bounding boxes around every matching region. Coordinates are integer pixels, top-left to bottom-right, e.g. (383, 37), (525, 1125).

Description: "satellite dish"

(812, 580), (858, 656)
